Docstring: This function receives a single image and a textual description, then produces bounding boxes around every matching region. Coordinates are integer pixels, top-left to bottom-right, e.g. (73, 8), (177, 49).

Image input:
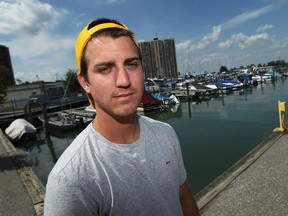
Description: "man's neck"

(92, 112), (140, 144)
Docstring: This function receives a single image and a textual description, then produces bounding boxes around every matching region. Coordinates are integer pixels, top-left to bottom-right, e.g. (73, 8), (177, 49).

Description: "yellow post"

(273, 101), (286, 132)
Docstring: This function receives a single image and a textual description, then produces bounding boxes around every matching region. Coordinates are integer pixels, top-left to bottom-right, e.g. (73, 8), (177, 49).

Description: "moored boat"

(152, 93), (180, 105)
(5, 119), (37, 142)
(38, 111), (93, 131)
(137, 90), (164, 112)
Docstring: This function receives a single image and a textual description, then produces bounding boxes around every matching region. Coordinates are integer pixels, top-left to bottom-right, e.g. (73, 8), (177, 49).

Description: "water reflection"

(45, 134), (57, 163)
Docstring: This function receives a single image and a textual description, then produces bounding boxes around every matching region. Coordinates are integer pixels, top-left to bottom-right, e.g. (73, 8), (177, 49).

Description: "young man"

(44, 18), (199, 216)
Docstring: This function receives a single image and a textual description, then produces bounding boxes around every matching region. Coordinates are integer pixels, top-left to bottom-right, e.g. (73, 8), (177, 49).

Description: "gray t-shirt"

(44, 115), (186, 216)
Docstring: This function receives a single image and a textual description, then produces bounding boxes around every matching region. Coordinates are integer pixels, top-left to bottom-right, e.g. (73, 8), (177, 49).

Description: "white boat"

(205, 84), (218, 90)
(144, 78), (160, 93)
(5, 119), (37, 142)
(152, 93), (180, 105)
(166, 89), (200, 100)
(176, 80), (197, 91)
(174, 79), (202, 99)
(252, 74), (273, 83)
(191, 82), (217, 96)
(222, 80), (244, 91)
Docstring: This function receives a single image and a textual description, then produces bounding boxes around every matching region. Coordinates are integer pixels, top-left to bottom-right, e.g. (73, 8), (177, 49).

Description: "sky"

(0, 0), (288, 83)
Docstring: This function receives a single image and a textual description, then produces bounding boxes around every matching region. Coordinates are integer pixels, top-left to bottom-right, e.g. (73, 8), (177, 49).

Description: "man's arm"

(179, 181), (200, 216)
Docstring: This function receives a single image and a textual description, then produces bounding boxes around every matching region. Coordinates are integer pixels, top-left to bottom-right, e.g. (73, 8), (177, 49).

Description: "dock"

(1, 125), (288, 215)
(197, 130), (288, 215)
(0, 130), (44, 216)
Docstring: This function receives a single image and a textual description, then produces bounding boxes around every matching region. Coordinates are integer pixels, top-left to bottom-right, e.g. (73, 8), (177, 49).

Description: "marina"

(1, 1), (287, 214)
(1, 77), (288, 215)
(9, 77), (288, 195)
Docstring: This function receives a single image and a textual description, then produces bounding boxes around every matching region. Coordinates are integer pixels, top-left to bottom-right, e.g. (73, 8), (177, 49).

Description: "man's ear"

(78, 73), (91, 94)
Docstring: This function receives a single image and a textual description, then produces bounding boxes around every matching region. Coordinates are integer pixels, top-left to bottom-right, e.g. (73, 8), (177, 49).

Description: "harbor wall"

(0, 130), (45, 216)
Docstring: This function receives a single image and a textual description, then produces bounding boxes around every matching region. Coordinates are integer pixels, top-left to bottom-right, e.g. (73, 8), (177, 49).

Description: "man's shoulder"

(50, 124), (94, 173)
(138, 115), (174, 133)
(139, 114), (168, 125)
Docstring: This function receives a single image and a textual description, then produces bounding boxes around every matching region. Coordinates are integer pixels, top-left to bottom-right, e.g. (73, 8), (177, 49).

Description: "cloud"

(256, 24), (273, 32)
(107, 0), (127, 3)
(193, 25), (222, 50)
(0, 0), (73, 82)
(0, 0), (67, 35)
(222, 5), (274, 29)
(271, 37), (288, 49)
(95, 0), (128, 5)
(176, 40), (192, 51)
(4, 31), (75, 82)
(176, 25), (221, 51)
(218, 32), (270, 49)
(5, 31), (74, 60)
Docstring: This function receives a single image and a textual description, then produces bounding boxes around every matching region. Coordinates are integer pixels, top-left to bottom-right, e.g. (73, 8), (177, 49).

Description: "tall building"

(139, 38), (178, 79)
(0, 44), (15, 86)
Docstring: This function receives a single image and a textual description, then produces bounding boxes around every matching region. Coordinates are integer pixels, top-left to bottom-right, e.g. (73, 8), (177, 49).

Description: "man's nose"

(116, 66), (131, 87)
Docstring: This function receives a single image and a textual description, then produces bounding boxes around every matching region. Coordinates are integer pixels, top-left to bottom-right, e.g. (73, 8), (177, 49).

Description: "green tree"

(220, 66), (229, 73)
(62, 69), (82, 94)
(267, 61), (276, 66)
(0, 66), (9, 104)
(0, 83), (7, 105)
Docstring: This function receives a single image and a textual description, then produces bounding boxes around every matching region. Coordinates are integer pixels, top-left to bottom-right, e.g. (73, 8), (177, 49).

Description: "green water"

(22, 79), (288, 194)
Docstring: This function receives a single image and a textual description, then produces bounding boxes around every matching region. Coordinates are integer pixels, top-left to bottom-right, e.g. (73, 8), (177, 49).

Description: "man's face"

(80, 36), (144, 118)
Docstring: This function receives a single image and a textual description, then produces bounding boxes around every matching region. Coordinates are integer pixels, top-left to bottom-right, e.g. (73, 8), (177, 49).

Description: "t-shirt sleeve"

(44, 173), (97, 216)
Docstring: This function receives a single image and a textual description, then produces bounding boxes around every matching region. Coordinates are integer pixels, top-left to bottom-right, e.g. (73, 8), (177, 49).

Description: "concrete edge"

(0, 130), (45, 216)
(195, 130), (284, 210)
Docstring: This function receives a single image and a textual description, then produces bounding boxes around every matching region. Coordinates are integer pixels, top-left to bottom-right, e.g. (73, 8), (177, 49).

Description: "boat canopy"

(5, 119), (36, 141)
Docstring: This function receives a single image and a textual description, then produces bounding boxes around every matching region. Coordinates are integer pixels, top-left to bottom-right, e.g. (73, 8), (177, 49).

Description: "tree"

(0, 66), (9, 104)
(62, 69), (82, 94)
(220, 66), (229, 73)
(0, 83), (7, 105)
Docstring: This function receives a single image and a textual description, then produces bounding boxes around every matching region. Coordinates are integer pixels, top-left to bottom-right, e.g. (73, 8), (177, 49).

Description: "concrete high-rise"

(0, 44), (15, 86)
(139, 38), (178, 79)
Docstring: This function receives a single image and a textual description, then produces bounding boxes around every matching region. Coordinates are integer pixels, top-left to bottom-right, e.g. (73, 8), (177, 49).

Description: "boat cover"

(140, 90), (162, 105)
(5, 119), (36, 141)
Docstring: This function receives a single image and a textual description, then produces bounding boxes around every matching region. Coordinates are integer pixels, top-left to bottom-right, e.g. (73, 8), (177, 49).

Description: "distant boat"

(152, 93), (180, 105)
(173, 79), (201, 99)
(39, 111), (93, 131)
(5, 119), (37, 142)
(205, 84), (219, 91)
(222, 79), (244, 90)
(144, 78), (160, 93)
(137, 90), (164, 112)
(212, 79), (244, 92)
(191, 82), (217, 96)
(238, 74), (257, 85)
(252, 74), (274, 83)
(166, 89), (201, 100)
(176, 80), (197, 92)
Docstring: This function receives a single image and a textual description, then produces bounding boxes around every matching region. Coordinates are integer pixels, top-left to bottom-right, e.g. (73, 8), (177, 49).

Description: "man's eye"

(126, 62), (139, 69)
(98, 67), (110, 73)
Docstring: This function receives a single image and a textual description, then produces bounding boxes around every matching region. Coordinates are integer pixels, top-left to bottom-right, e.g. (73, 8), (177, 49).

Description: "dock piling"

(273, 100), (287, 132)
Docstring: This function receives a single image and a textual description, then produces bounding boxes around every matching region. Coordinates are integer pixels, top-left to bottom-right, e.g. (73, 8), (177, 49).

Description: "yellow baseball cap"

(75, 19), (138, 70)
